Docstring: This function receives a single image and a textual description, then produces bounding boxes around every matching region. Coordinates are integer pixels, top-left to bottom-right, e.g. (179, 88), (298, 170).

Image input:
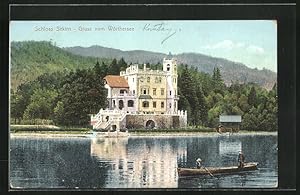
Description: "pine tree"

(178, 65), (198, 125)
(93, 61), (108, 79)
(212, 67), (225, 94)
(196, 85), (208, 125)
(118, 57), (127, 71)
(108, 58), (119, 75)
(212, 67), (222, 83)
(248, 86), (257, 107)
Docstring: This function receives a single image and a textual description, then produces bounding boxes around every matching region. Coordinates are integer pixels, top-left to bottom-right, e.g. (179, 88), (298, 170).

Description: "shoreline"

(10, 131), (278, 138)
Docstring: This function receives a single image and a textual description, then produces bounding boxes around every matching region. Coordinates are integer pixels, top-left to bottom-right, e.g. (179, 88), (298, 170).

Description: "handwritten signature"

(143, 23), (181, 44)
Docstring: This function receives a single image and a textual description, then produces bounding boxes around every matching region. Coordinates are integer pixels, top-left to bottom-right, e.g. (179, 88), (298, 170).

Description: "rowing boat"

(177, 162), (258, 177)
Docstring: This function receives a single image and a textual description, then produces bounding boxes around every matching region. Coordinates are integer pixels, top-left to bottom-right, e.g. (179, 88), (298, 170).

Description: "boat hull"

(177, 162), (258, 177)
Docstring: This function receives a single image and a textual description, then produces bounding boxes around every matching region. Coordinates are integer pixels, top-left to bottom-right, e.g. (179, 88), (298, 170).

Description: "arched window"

(143, 101), (149, 108)
(167, 64), (170, 71)
(128, 100), (134, 107)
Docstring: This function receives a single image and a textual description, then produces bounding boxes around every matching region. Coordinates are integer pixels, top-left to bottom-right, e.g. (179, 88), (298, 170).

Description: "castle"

(90, 57), (187, 130)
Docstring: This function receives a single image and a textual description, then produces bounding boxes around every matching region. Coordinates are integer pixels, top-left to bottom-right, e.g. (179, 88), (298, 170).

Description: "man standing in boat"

(238, 151), (245, 168)
(196, 158), (202, 169)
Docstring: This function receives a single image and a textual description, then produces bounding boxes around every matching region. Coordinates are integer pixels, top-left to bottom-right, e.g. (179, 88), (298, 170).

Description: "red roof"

(104, 75), (129, 88)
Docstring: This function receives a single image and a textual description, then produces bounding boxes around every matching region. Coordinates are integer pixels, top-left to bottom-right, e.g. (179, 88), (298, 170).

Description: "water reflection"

(219, 139), (242, 166)
(10, 134), (278, 189)
(219, 139), (242, 155)
(90, 137), (182, 188)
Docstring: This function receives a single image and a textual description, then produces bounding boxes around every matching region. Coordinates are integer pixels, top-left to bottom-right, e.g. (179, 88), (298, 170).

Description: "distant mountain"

(10, 41), (276, 91)
(64, 46), (277, 90)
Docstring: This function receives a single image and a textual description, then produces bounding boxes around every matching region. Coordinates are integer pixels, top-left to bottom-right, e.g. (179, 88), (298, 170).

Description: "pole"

(203, 166), (214, 177)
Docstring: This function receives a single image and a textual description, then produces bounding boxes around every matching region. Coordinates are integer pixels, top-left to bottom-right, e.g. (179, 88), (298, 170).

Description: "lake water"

(10, 134), (278, 189)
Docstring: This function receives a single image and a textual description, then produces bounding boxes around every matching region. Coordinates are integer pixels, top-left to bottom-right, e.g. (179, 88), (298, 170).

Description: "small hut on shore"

(218, 115), (242, 133)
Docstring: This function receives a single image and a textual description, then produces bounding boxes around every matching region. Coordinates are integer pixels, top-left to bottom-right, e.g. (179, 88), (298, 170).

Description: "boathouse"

(219, 115), (242, 132)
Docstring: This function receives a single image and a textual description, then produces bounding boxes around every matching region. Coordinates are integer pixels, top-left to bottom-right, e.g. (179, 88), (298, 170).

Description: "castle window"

(169, 103), (172, 108)
(153, 88), (157, 96)
(153, 101), (156, 108)
(170, 91), (172, 95)
(119, 100), (124, 110)
(133, 90), (135, 95)
(143, 101), (149, 108)
(161, 102), (164, 108)
(120, 89), (126, 94)
(141, 88), (148, 95)
(157, 77), (162, 83)
(128, 100), (134, 107)
(155, 77), (162, 83)
(167, 64), (170, 71)
(147, 77), (150, 82)
(161, 88), (164, 95)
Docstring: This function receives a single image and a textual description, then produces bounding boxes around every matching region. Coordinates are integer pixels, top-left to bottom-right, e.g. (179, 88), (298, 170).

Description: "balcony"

(111, 92), (135, 98)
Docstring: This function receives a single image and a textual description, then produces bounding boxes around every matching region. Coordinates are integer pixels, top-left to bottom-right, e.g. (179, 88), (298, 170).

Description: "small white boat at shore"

(92, 130), (129, 138)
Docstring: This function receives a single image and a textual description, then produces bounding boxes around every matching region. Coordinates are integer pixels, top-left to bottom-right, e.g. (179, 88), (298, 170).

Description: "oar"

(203, 166), (214, 177)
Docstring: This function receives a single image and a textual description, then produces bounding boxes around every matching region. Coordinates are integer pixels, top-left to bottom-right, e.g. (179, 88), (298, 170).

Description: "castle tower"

(163, 57), (178, 114)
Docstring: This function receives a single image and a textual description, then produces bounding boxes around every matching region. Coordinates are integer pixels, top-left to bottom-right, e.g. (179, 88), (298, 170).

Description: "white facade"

(91, 57), (187, 130)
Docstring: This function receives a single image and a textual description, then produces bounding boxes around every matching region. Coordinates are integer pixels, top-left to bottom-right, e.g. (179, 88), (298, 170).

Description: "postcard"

(9, 20), (278, 189)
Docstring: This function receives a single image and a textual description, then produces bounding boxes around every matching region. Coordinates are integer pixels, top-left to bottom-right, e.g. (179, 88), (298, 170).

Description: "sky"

(10, 20), (277, 72)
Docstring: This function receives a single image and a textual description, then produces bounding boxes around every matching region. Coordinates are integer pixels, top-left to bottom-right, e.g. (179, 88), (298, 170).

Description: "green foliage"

(10, 45), (277, 131)
(212, 67), (226, 94)
(10, 90), (23, 123)
(108, 58), (119, 75)
(178, 65), (198, 125)
(11, 51), (108, 127)
(178, 65), (277, 131)
(23, 88), (58, 120)
(248, 86), (257, 107)
(94, 61), (108, 78)
(11, 41), (110, 90)
(53, 101), (65, 125)
(58, 68), (107, 126)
